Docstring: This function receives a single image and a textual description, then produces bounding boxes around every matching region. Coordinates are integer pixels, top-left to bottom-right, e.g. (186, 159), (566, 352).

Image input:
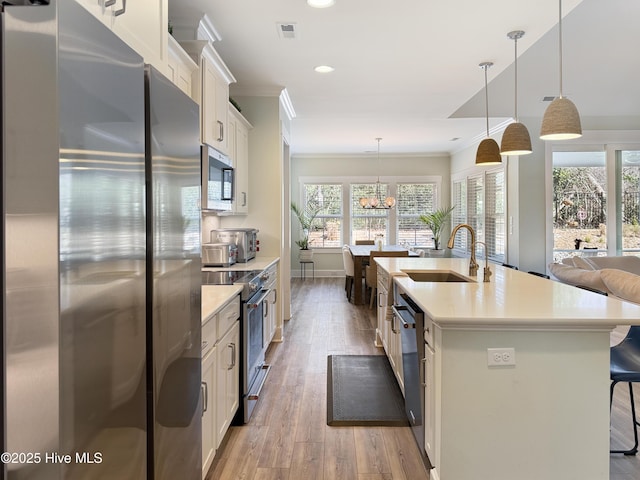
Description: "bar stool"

(611, 325), (640, 455)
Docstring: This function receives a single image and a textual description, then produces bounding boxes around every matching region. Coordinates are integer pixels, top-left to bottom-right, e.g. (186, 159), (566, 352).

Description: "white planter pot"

(298, 249), (314, 261)
(428, 248), (446, 258)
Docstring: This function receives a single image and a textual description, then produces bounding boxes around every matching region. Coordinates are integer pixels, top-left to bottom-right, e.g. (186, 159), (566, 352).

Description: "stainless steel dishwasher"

(392, 290), (429, 467)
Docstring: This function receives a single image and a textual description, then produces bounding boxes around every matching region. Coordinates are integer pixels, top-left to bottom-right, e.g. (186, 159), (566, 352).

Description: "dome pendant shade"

(500, 30), (532, 156)
(476, 138), (502, 165)
(540, 97), (582, 140)
(475, 61), (502, 166)
(500, 121), (532, 155)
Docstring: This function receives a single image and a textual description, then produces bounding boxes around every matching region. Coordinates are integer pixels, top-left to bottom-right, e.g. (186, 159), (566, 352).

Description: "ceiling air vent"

(277, 22), (297, 39)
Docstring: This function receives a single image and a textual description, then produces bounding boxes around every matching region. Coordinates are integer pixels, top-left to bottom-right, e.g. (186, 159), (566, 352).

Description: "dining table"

(348, 244), (418, 305)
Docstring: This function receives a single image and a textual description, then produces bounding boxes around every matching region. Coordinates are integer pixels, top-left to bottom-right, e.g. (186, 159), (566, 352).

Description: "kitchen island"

(375, 257), (640, 480)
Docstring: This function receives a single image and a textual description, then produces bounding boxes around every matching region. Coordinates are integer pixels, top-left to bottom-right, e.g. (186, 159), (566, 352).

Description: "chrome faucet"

(447, 223), (479, 277)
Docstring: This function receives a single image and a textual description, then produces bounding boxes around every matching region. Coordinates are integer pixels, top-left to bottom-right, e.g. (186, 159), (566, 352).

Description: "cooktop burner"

(201, 269), (267, 301)
(202, 270), (253, 286)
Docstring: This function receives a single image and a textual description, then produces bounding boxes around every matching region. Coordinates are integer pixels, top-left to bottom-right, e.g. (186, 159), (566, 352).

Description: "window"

(451, 168), (505, 263)
(299, 175), (441, 248)
(552, 150), (607, 261)
(303, 183), (343, 248)
(396, 183), (437, 247)
(617, 150), (640, 255)
(350, 183), (389, 243)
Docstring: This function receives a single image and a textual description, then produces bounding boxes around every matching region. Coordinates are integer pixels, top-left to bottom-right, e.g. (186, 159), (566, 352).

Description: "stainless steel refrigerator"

(2, 2), (201, 479)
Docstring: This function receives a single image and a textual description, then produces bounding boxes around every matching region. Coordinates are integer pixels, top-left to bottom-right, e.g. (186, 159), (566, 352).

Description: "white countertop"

(201, 256), (279, 272)
(375, 257), (640, 329)
(201, 285), (243, 324)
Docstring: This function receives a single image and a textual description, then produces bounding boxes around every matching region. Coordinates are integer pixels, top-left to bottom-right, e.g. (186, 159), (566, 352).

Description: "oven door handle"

(247, 290), (270, 309)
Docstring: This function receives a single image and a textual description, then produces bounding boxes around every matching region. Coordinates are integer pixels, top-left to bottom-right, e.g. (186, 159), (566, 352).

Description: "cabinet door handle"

(390, 311), (398, 334)
(378, 291), (383, 308)
(114, 0), (126, 16)
(201, 382), (208, 415)
(421, 358), (427, 387)
(228, 343), (236, 369)
(217, 120), (224, 142)
(242, 192), (247, 207)
(104, 0), (116, 7)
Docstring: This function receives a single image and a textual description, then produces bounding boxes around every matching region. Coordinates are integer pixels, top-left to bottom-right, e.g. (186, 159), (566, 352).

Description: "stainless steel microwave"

(202, 145), (233, 212)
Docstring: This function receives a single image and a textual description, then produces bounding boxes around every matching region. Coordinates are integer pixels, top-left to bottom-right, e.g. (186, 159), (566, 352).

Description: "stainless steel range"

(202, 269), (272, 422)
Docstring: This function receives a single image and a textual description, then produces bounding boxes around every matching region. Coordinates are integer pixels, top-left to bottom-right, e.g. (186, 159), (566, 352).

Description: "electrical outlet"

(487, 348), (516, 367)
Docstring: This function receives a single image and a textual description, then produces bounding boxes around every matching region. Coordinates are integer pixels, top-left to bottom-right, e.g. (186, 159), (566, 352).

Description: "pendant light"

(500, 30), (532, 156)
(540, 0), (582, 140)
(359, 138), (396, 209)
(476, 62), (502, 166)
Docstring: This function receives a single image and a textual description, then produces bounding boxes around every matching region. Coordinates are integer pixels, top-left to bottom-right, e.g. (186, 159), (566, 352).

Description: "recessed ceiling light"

(307, 0), (335, 7)
(314, 65), (334, 73)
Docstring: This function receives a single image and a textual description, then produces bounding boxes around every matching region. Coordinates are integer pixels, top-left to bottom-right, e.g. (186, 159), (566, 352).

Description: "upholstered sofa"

(548, 255), (640, 345)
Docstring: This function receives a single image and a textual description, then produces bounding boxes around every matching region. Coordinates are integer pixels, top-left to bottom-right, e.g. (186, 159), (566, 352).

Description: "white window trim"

(544, 130), (640, 265)
(299, 175), (442, 251)
(450, 165), (506, 263)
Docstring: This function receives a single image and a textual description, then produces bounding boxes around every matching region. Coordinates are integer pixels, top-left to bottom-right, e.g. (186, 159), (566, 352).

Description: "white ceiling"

(168, 0), (640, 156)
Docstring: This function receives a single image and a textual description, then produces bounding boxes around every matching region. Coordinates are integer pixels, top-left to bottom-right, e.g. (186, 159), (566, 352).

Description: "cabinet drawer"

(218, 297), (240, 339)
(202, 317), (217, 358)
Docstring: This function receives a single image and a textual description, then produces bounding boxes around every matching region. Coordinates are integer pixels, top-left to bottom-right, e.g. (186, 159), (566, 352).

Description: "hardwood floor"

(207, 277), (640, 480)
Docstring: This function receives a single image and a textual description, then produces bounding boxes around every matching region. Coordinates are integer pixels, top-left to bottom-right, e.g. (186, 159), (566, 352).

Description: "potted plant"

(419, 205), (456, 255)
(291, 201), (320, 261)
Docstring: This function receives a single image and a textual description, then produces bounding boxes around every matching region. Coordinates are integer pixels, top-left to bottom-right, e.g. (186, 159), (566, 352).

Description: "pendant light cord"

(482, 63), (491, 137)
(514, 36), (518, 121)
(558, 0), (564, 98)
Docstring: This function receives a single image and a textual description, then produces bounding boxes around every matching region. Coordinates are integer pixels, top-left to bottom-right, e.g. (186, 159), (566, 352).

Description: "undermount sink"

(402, 270), (472, 283)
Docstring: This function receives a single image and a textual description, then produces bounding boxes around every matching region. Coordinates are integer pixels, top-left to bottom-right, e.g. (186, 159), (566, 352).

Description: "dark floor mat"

(327, 355), (408, 426)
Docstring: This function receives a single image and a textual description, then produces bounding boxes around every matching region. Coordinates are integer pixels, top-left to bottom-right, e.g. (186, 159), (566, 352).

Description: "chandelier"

(359, 138), (396, 209)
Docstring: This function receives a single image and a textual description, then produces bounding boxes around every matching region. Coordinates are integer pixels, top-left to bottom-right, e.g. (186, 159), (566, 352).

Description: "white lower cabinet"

(424, 341), (435, 465)
(377, 269), (404, 393)
(201, 345), (216, 479)
(201, 295), (240, 478)
(215, 321), (240, 448)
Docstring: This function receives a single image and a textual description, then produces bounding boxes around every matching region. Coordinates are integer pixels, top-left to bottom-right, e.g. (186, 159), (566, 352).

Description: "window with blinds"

(303, 183), (343, 248)
(396, 183), (437, 246)
(451, 168), (505, 263)
(350, 183), (389, 243)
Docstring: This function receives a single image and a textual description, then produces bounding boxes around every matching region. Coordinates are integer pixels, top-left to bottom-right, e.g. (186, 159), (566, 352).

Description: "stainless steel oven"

(242, 286), (270, 422)
(201, 268), (271, 423)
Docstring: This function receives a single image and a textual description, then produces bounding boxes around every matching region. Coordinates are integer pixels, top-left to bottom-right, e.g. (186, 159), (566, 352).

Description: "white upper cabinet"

(77, 0), (169, 77)
(181, 40), (235, 154)
(228, 106), (252, 215)
(167, 35), (198, 97)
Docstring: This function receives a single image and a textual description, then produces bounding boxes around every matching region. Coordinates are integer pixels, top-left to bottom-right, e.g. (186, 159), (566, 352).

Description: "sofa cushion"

(584, 255), (640, 276)
(548, 263), (610, 294)
(600, 268), (640, 305)
(572, 256), (596, 270)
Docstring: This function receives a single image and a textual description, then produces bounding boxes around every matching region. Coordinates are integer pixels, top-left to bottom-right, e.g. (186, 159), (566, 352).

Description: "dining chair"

(355, 240), (375, 245)
(365, 250), (409, 308)
(342, 245), (355, 302)
(610, 325), (640, 455)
